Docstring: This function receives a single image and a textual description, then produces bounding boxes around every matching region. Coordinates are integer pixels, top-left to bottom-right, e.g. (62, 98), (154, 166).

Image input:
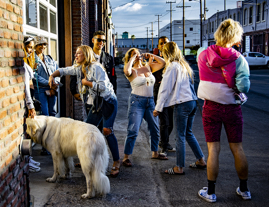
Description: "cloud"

(114, 3), (144, 12)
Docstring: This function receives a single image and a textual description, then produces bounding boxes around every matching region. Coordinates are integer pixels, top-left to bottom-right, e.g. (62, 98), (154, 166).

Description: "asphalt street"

(29, 65), (269, 207)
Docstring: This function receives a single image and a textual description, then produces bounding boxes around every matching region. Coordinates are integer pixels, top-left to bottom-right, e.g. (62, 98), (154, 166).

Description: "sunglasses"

(94, 38), (106, 43)
(37, 43), (47, 47)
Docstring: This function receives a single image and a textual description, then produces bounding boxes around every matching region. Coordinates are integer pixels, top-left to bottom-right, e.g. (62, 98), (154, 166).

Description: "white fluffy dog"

(26, 115), (110, 198)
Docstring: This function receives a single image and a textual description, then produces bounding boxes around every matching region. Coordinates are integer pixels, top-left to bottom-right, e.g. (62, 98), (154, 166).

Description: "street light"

(189, 0), (203, 47)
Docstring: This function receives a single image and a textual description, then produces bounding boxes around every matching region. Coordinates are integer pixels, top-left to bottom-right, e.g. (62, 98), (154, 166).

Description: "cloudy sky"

(110, 0), (238, 38)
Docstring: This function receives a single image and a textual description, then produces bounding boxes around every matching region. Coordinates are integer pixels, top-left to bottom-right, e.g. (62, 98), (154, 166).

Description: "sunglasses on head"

(37, 43), (47, 46)
(94, 38), (106, 43)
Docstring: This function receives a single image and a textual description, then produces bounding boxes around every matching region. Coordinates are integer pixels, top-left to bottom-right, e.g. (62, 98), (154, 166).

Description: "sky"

(110, 0), (239, 38)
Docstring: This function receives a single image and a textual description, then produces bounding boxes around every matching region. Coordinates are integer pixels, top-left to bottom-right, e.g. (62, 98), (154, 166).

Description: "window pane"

(249, 7), (253, 24)
(39, 4), (48, 31)
(262, 2), (265, 20)
(50, 0), (56, 7)
(50, 10), (56, 34)
(256, 5), (260, 22)
(44, 37), (48, 55)
(50, 39), (57, 61)
(25, 0), (37, 27)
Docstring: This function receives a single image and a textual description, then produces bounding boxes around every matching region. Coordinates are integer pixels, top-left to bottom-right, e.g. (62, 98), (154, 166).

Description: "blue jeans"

(34, 87), (57, 116)
(174, 100), (204, 167)
(86, 95), (120, 161)
(124, 94), (160, 155)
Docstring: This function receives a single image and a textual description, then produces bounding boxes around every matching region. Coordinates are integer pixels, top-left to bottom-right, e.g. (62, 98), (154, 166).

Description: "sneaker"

(29, 157), (40, 167)
(160, 148), (168, 156)
(198, 187), (217, 203)
(29, 162), (41, 173)
(167, 143), (176, 152)
(236, 187), (251, 200)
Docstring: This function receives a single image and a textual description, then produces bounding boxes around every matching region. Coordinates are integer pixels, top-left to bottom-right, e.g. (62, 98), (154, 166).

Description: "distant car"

(118, 64), (124, 69)
(243, 52), (269, 68)
(185, 55), (197, 65)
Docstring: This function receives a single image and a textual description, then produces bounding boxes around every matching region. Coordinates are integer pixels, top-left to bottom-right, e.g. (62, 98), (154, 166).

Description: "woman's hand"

(81, 77), (87, 85)
(143, 53), (152, 59)
(73, 94), (82, 101)
(48, 75), (56, 88)
(153, 110), (160, 117)
(28, 108), (36, 118)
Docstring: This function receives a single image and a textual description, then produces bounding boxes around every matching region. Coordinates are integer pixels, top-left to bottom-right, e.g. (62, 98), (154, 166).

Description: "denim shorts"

(202, 100), (243, 143)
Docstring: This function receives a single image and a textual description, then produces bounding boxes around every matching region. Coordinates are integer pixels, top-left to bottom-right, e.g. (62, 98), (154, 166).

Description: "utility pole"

(151, 22), (154, 50)
(224, 0), (226, 10)
(155, 14), (162, 38)
(200, 0), (202, 47)
(166, 1), (176, 41)
(177, 1), (191, 55)
(146, 27), (149, 52)
(204, 0), (206, 20)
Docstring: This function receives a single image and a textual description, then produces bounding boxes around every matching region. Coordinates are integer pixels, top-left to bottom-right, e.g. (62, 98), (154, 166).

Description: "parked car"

(185, 55), (197, 65)
(243, 52), (269, 68)
(118, 64), (124, 69)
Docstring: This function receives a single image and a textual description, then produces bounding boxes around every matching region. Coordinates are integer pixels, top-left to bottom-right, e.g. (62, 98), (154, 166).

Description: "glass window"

(39, 4), (48, 31)
(233, 13), (236, 20)
(249, 7), (253, 24)
(256, 53), (263, 57)
(248, 53), (255, 57)
(256, 4), (261, 22)
(186, 40), (190, 43)
(190, 27), (193, 31)
(262, 2), (266, 21)
(50, 0), (56, 7)
(229, 15), (232, 18)
(50, 10), (56, 34)
(244, 9), (248, 25)
(50, 39), (57, 61)
(238, 12), (240, 22)
(26, 0), (37, 27)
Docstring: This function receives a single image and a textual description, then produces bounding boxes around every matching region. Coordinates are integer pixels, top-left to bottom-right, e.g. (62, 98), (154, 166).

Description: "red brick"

(6, 3), (13, 12)
(1, 79), (9, 87)
(6, 191), (14, 204)
(11, 51), (17, 57)
(11, 132), (18, 141)
(6, 69), (12, 76)
(9, 160), (16, 171)
(18, 50), (24, 57)
(0, 90), (5, 98)
(14, 182), (20, 194)
(0, 40), (7, 47)
(20, 9), (22, 16)
(8, 41), (14, 48)
(14, 24), (20, 31)
(3, 11), (9, 20)
(0, 129), (8, 140)
(0, 48), (3, 57)
(0, 9), (2, 17)
(0, 19), (7, 28)
(16, 76), (23, 83)
(17, 169), (23, 181)
(9, 59), (15, 66)
(20, 26), (23, 32)
(0, 110), (7, 119)
(4, 117), (11, 126)
(11, 33), (18, 40)
(0, 28), (3, 37)
(0, 70), (4, 77)
(10, 96), (17, 104)
(15, 59), (22, 66)
(11, 0), (17, 5)
(7, 22), (13, 30)
(6, 88), (13, 96)
(13, 103), (20, 112)
(18, 0), (22, 7)
(0, 0), (6, 9)
(17, 93), (23, 101)
(5, 50), (11, 57)
(10, 14), (17, 23)
(17, 17), (22, 24)
(14, 7), (20, 14)
(1, 167), (8, 180)
(0, 60), (8, 67)
(2, 98), (10, 107)
(18, 34), (23, 41)
(10, 77), (17, 85)
(12, 69), (19, 76)
(4, 31), (11, 38)
(8, 125), (15, 134)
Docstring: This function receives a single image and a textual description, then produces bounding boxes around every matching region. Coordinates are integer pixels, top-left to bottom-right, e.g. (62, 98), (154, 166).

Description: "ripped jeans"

(86, 94), (120, 161)
(124, 94), (160, 155)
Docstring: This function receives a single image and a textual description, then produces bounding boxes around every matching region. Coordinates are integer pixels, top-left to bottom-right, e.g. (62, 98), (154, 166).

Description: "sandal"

(164, 166), (185, 175)
(75, 163), (81, 168)
(122, 159), (132, 167)
(151, 153), (168, 160)
(189, 162), (206, 169)
(110, 166), (120, 178)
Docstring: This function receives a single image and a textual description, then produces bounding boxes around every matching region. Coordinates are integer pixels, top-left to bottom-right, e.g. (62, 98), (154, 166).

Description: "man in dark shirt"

(153, 36), (175, 154)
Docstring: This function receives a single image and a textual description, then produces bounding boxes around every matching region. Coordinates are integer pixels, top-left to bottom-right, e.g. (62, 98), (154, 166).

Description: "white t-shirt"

(94, 52), (104, 67)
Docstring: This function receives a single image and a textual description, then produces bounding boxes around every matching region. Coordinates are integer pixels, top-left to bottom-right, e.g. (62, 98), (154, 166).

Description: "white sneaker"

(29, 162), (41, 173)
(198, 187), (217, 203)
(236, 187), (251, 200)
(29, 157), (40, 166)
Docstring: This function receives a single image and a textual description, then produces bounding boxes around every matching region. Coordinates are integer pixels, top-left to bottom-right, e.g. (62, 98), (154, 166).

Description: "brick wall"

(0, 0), (30, 206)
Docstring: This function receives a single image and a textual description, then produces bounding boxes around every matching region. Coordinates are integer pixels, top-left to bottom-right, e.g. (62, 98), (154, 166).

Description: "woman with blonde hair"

(122, 48), (168, 167)
(153, 41), (206, 175)
(49, 45), (121, 177)
(197, 19), (250, 203)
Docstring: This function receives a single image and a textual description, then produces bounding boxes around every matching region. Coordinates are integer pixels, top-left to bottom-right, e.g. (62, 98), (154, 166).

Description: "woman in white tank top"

(122, 48), (168, 167)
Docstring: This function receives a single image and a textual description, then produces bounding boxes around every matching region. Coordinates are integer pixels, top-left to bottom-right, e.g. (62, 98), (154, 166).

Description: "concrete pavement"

(28, 65), (269, 206)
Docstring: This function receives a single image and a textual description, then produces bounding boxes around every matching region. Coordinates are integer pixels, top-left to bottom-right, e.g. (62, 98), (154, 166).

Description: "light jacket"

(58, 62), (115, 102)
(33, 53), (60, 88)
(24, 62), (34, 110)
(155, 62), (197, 112)
(197, 45), (250, 104)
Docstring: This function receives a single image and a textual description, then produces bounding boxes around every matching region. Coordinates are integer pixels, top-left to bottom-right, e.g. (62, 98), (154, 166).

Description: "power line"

(112, 0), (136, 9)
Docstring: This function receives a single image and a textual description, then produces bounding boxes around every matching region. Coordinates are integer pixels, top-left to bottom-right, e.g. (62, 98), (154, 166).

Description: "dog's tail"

(92, 152), (110, 195)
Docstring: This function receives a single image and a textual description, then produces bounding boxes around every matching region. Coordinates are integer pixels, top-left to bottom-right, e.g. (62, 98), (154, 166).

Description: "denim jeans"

(159, 106), (174, 150)
(86, 94), (120, 161)
(124, 94), (160, 155)
(34, 87), (57, 116)
(174, 100), (204, 167)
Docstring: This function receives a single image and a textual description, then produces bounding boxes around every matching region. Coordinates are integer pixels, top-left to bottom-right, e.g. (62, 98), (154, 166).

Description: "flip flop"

(122, 159), (132, 167)
(110, 166), (120, 178)
(189, 162), (206, 169)
(151, 153), (168, 160)
(165, 167), (185, 175)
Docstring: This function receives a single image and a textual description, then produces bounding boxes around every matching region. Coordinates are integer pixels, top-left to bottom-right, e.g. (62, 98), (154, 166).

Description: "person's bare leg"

(207, 142), (220, 181)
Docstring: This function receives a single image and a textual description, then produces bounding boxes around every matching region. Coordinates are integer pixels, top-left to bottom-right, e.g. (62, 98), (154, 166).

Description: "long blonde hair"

(123, 48), (146, 67)
(162, 42), (194, 82)
(74, 45), (96, 75)
(214, 18), (243, 48)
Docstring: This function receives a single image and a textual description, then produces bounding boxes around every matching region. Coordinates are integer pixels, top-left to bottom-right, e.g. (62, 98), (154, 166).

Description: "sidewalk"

(29, 66), (269, 207)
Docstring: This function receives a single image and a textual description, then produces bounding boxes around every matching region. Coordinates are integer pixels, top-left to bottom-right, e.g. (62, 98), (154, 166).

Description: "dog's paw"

(46, 177), (56, 183)
(81, 193), (93, 199)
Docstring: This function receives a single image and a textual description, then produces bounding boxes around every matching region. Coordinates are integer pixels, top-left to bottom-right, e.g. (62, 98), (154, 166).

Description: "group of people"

(23, 19), (251, 203)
